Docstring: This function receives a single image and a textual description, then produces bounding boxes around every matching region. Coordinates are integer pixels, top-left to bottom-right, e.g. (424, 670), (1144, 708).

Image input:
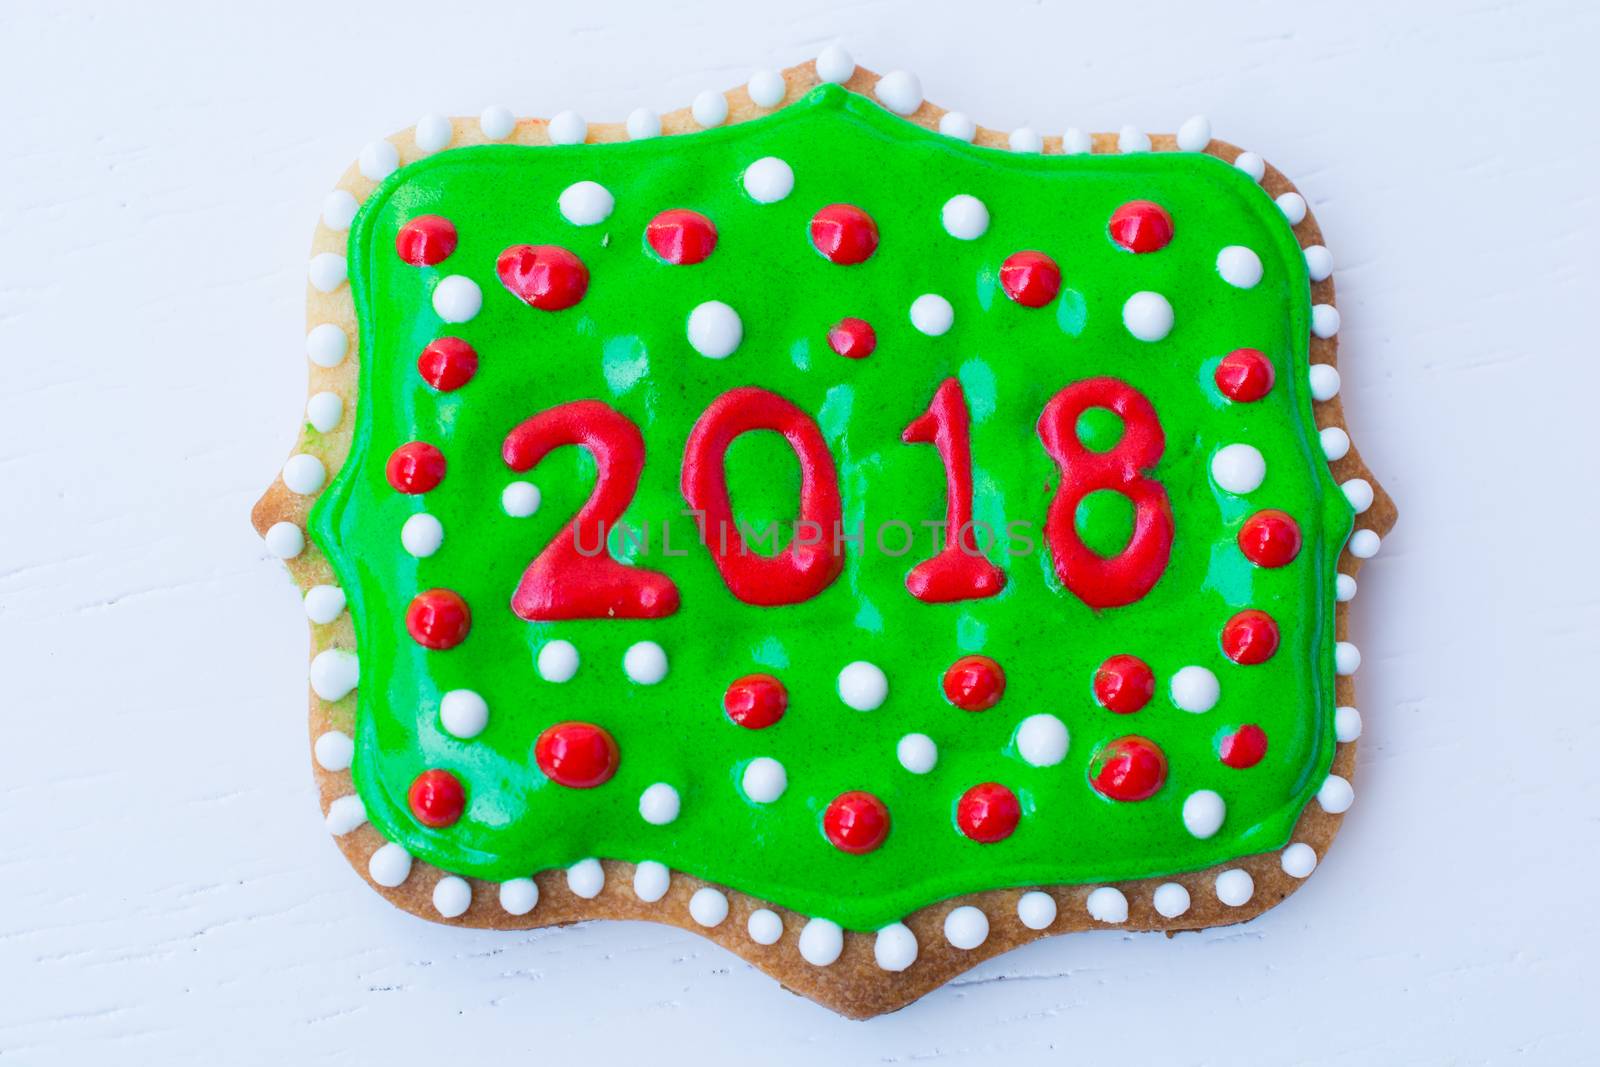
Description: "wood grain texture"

(3, 0), (1596, 1061)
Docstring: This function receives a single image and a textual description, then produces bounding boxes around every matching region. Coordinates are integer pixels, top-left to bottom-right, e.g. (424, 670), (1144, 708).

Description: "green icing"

(1076, 489), (1135, 558)
(311, 85), (1352, 931)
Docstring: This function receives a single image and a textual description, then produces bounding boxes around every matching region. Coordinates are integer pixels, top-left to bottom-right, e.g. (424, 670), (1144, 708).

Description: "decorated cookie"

(254, 53), (1394, 1018)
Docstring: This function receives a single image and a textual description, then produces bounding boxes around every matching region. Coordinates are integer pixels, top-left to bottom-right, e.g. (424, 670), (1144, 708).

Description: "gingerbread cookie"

(254, 50), (1395, 1018)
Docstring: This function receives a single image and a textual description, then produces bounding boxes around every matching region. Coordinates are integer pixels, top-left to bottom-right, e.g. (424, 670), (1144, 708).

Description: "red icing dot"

(534, 721), (619, 789)
(1221, 609), (1281, 665)
(418, 337), (479, 391)
(1089, 736), (1168, 801)
(646, 209), (718, 265)
(385, 442), (446, 494)
(1215, 348), (1275, 402)
(1093, 654), (1155, 714)
(408, 768), (465, 827)
(955, 782), (1021, 843)
(827, 317), (877, 359)
(1219, 724), (1269, 769)
(1108, 201), (1174, 253)
(942, 655), (1006, 712)
(496, 244), (589, 310)
(999, 251), (1062, 308)
(396, 215), (459, 266)
(823, 791), (890, 854)
(1238, 510), (1303, 568)
(809, 204), (879, 265)
(405, 589), (471, 650)
(723, 674), (787, 730)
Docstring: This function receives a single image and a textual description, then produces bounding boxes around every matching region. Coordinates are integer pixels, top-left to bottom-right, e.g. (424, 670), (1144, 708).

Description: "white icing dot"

(1153, 882), (1191, 919)
(910, 293), (955, 336)
(748, 908), (784, 945)
(742, 757), (787, 803)
(874, 923), (919, 971)
(500, 877), (538, 915)
(368, 843), (412, 887)
(1177, 114), (1212, 152)
(358, 139), (399, 181)
(1216, 245), (1264, 289)
(633, 861), (670, 903)
(307, 391), (344, 432)
(1318, 774), (1355, 814)
(547, 110), (587, 146)
(1335, 573), (1358, 603)
(314, 730), (354, 772)
(1234, 152), (1265, 182)
(1017, 891), (1057, 930)
(415, 113), (453, 153)
(875, 70), (922, 115)
(432, 275), (482, 323)
(440, 689), (489, 739)
(322, 189), (359, 231)
(897, 733), (937, 774)
(479, 105), (515, 141)
(1305, 244), (1334, 282)
(306, 323), (348, 368)
(742, 156), (793, 203)
(1061, 128), (1092, 155)
(943, 906), (988, 950)
(692, 90), (729, 128)
(688, 887), (729, 927)
(324, 794), (366, 835)
(1281, 843), (1318, 879)
(304, 584), (346, 624)
(1342, 478), (1375, 514)
(310, 649), (359, 702)
(941, 194), (989, 240)
(264, 521), (304, 560)
(1335, 705), (1363, 743)
(1349, 529), (1381, 558)
(1009, 127), (1043, 153)
(1321, 426), (1351, 460)
(1182, 790), (1226, 839)
(1211, 443), (1266, 494)
(623, 640), (668, 685)
(1216, 869), (1255, 907)
(433, 875), (472, 918)
(687, 301), (742, 359)
(626, 108), (661, 140)
(1336, 641), (1362, 676)
(1117, 125), (1151, 153)
(639, 782), (680, 825)
(1312, 303), (1341, 339)
(1086, 887), (1129, 924)
(1122, 291), (1174, 342)
(401, 513), (443, 558)
(502, 481), (541, 517)
(1170, 665), (1219, 713)
(537, 639), (579, 683)
(1276, 191), (1308, 225)
(566, 858), (604, 899)
(798, 917), (844, 965)
(308, 253), (347, 293)
(747, 69), (785, 108)
(815, 44), (855, 84)
(1308, 363), (1342, 401)
(283, 453), (326, 495)
(1015, 714), (1070, 768)
(838, 661), (888, 711)
(939, 111), (977, 142)
(558, 180), (614, 226)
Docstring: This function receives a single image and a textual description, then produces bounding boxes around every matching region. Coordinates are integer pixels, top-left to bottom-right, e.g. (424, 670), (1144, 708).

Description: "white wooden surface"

(5, 1), (1597, 1062)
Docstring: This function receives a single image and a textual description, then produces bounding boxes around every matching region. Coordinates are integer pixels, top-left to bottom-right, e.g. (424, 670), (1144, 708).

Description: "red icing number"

(682, 387), (844, 606)
(1036, 378), (1174, 609)
(502, 401), (680, 620)
(901, 379), (1005, 603)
